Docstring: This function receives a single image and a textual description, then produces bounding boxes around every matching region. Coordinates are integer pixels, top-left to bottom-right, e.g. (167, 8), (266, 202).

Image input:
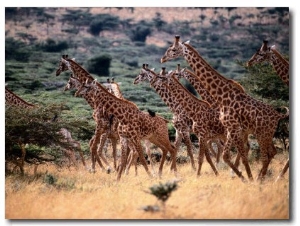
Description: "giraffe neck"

(182, 69), (219, 109)
(5, 88), (35, 108)
(183, 43), (244, 106)
(87, 82), (138, 123)
(148, 73), (181, 114)
(165, 73), (210, 119)
(66, 59), (95, 83)
(110, 83), (124, 99)
(270, 49), (289, 86)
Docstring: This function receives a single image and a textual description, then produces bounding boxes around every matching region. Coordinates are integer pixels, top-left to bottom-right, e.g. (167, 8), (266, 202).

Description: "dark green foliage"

(127, 21), (152, 42)
(61, 9), (93, 27)
(5, 104), (91, 165)
(24, 80), (45, 91)
(89, 14), (120, 36)
(146, 180), (178, 203)
(36, 39), (69, 52)
(44, 173), (57, 185)
(238, 60), (289, 101)
(5, 38), (31, 62)
(87, 54), (112, 76)
(5, 7), (18, 20)
(152, 13), (166, 31)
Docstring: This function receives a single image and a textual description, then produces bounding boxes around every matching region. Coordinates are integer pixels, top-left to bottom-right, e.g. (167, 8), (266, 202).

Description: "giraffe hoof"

(106, 167), (112, 174)
(88, 168), (96, 173)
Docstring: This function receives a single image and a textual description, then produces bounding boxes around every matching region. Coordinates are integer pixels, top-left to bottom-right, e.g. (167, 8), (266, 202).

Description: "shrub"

(37, 39), (69, 52)
(127, 23), (152, 42)
(88, 14), (120, 36)
(86, 54), (112, 76)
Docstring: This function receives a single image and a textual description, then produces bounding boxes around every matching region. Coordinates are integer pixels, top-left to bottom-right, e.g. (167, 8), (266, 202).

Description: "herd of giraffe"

(5, 36), (289, 183)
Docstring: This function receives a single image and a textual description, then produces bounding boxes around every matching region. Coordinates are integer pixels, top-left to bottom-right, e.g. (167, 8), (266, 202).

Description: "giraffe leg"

(275, 159), (289, 182)
(231, 133), (249, 177)
(256, 139), (277, 181)
(215, 139), (224, 164)
(135, 140), (151, 177)
(182, 131), (196, 170)
(73, 140), (87, 169)
(110, 136), (118, 170)
(197, 139), (218, 176)
(117, 137), (129, 181)
(144, 140), (156, 175)
(222, 131), (250, 182)
(89, 131), (104, 173)
(125, 147), (138, 176)
(97, 133), (113, 173)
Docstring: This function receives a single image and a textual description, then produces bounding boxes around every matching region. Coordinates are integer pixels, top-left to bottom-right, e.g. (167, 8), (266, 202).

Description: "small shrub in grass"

(43, 173), (57, 185)
(145, 180), (179, 211)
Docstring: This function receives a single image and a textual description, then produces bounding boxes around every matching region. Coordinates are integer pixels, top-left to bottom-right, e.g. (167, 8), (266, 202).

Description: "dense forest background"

(4, 7), (289, 164)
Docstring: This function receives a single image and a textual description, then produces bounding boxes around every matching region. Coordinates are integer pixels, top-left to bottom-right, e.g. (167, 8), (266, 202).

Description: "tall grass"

(5, 150), (289, 220)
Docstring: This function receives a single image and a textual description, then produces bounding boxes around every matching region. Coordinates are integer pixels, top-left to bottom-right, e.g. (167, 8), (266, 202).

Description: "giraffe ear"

(270, 45), (276, 50)
(151, 68), (155, 71)
(184, 40), (190, 44)
(92, 79), (97, 85)
(72, 58), (76, 61)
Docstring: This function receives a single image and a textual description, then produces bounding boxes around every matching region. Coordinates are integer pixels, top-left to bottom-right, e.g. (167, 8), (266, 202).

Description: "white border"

(1, 1), (298, 225)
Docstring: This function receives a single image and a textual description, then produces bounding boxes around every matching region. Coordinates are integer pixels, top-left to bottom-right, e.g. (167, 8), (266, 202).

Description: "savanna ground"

(5, 144), (289, 220)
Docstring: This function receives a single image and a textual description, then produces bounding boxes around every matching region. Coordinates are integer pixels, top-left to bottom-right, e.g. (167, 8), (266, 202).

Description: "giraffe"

(102, 76), (153, 173)
(247, 40), (290, 181)
(158, 68), (226, 176)
(75, 79), (178, 180)
(5, 87), (36, 109)
(65, 76), (153, 175)
(56, 55), (178, 180)
(247, 40), (289, 86)
(134, 65), (197, 170)
(134, 65), (225, 176)
(173, 64), (223, 163)
(64, 76), (118, 172)
(174, 64), (251, 167)
(161, 35), (289, 182)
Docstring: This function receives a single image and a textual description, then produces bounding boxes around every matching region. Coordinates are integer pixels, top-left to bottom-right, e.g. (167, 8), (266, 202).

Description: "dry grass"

(5, 150), (289, 220)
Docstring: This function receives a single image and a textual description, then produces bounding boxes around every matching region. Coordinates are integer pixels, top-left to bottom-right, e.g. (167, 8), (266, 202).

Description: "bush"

(127, 23), (152, 42)
(87, 54), (112, 76)
(5, 37), (31, 62)
(37, 39), (69, 52)
(88, 14), (120, 36)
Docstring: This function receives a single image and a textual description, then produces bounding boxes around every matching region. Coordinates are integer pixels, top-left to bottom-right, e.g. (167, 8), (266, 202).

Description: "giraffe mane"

(5, 87), (36, 108)
(183, 42), (245, 93)
(270, 48), (289, 65)
(65, 58), (95, 82)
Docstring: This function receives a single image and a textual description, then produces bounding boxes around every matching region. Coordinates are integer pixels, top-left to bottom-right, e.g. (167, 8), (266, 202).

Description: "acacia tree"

(5, 104), (91, 172)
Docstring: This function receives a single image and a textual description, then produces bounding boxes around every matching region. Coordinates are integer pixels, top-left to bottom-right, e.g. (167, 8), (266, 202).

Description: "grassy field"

(5, 148), (289, 220)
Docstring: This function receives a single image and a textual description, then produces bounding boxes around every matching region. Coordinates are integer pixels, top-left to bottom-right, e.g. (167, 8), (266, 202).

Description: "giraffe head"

(133, 64), (156, 85)
(56, 55), (75, 76)
(64, 75), (81, 91)
(75, 79), (97, 98)
(247, 40), (273, 67)
(161, 67), (186, 87)
(161, 35), (189, 63)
